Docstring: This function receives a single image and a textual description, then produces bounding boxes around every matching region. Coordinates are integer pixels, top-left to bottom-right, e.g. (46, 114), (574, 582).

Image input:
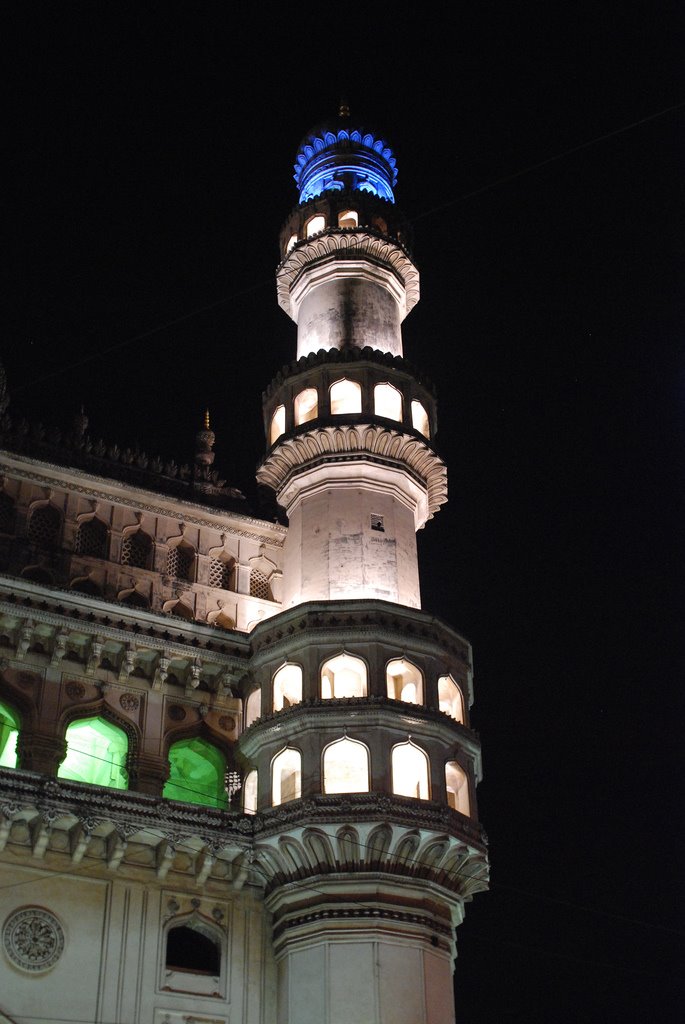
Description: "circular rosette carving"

(3, 907), (65, 973)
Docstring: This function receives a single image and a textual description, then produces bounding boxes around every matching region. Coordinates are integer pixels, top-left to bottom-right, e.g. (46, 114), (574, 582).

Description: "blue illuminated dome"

(294, 107), (398, 204)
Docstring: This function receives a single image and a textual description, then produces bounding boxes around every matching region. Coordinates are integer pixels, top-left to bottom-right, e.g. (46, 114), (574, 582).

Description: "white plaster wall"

(282, 477), (421, 609)
(297, 278), (402, 358)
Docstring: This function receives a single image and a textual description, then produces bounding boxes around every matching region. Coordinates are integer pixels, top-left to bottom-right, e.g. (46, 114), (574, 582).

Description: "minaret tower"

(242, 110), (489, 1024)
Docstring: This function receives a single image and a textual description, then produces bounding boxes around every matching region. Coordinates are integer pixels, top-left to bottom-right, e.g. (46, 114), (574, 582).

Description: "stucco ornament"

(3, 906), (65, 972)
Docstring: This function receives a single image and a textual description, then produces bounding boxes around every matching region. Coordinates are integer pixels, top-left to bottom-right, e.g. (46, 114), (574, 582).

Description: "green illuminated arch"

(164, 737), (228, 810)
(0, 699), (20, 769)
(58, 716), (128, 790)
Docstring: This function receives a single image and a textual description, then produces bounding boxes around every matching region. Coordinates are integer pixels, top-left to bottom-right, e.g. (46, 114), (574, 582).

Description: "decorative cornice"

(256, 424), (447, 519)
(276, 231), (419, 319)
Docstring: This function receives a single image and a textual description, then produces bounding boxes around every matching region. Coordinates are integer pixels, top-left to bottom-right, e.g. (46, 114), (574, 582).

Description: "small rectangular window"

(370, 514), (384, 532)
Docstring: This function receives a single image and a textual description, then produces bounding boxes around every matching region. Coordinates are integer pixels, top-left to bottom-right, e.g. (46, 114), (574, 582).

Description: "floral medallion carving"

(65, 681), (85, 700)
(119, 692), (139, 712)
(167, 705), (186, 722)
(3, 907), (65, 972)
(218, 715), (235, 732)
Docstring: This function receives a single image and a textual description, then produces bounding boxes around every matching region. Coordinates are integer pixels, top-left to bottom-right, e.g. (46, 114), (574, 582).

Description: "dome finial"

(339, 98), (350, 118)
(204, 408), (211, 430)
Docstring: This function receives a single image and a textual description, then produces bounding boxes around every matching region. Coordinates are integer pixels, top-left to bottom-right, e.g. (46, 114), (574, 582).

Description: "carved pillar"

(130, 752), (169, 796)
(17, 732), (66, 776)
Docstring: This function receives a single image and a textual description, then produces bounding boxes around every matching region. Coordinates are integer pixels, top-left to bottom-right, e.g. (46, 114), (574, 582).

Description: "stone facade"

(0, 111), (488, 1024)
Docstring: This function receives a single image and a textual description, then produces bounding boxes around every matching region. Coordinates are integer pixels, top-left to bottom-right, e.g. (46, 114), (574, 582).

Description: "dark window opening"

(370, 514), (385, 532)
(166, 925), (220, 975)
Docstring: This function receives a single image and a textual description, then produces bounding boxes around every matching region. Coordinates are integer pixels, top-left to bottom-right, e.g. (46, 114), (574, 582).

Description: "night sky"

(7, 5), (684, 1021)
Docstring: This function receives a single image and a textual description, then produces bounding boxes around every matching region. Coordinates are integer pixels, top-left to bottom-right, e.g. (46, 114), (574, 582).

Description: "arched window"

(244, 689), (261, 728)
(71, 576), (102, 597)
(208, 555), (235, 590)
(330, 378), (362, 415)
(166, 542), (195, 582)
(59, 716), (128, 790)
(323, 737), (369, 794)
(438, 675), (465, 724)
(0, 493), (15, 535)
(0, 699), (20, 769)
(27, 505), (61, 548)
(166, 923), (221, 975)
(164, 737), (228, 810)
(391, 741), (430, 800)
(386, 658), (423, 705)
(286, 233), (298, 253)
(411, 400), (430, 438)
(445, 761), (470, 816)
(166, 599), (194, 620)
(271, 747), (301, 806)
(249, 568), (272, 601)
(243, 769), (258, 814)
(338, 209), (358, 228)
(321, 653), (367, 699)
(273, 663), (303, 712)
(120, 588), (150, 609)
(374, 382), (403, 422)
(305, 214), (326, 237)
(121, 529), (152, 569)
(74, 517), (108, 559)
(270, 405), (286, 445)
(294, 388), (318, 425)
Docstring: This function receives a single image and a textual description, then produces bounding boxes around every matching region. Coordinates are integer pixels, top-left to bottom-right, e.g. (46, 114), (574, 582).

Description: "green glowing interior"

(58, 716), (128, 789)
(163, 737), (228, 809)
(0, 700), (20, 769)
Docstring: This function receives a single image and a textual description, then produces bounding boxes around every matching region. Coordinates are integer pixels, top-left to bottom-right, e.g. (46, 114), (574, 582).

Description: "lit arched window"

(164, 737), (228, 809)
(321, 653), (367, 699)
(243, 769), (258, 814)
(74, 517), (108, 559)
(0, 699), (20, 769)
(270, 405), (286, 445)
(273, 663), (303, 712)
(374, 382), (403, 422)
(386, 658), (423, 704)
(294, 388), (318, 425)
(166, 542), (195, 582)
(121, 529), (152, 569)
(411, 400), (430, 438)
(59, 716), (128, 790)
(445, 761), (470, 816)
(392, 740), (430, 800)
(438, 675), (465, 724)
(249, 568), (273, 601)
(330, 379), (362, 415)
(166, 922), (221, 975)
(323, 738), (369, 794)
(27, 504), (61, 548)
(271, 747), (301, 806)
(305, 214), (326, 237)
(286, 233), (298, 253)
(338, 209), (358, 228)
(245, 689), (261, 728)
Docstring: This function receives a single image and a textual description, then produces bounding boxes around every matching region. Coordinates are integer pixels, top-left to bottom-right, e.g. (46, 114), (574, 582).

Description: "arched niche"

(58, 715), (129, 790)
(329, 378), (362, 415)
(166, 921), (221, 975)
(438, 675), (465, 724)
(271, 747), (301, 806)
(270, 404), (286, 445)
(321, 653), (367, 699)
(411, 400), (430, 438)
(305, 213), (326, 237)
(294, 387), (318, 425)
(374, 382), (403, 422)
(27, 503), (62, 548)
(244, 688), (261, 728)
(445, 760), (470, 816)
(391, 740), (430, 800)
(166, 540), (195, 582)
(121, 528), (153, 569)
(272, 663), (303, 712)
(322, 737), (369, 794)
(338, 209), (358, 228)
(243, 769), (258, 814)
(163, 736), (228, 810)
(386, 658), (423, 704)
(0, 698), (20, 769)
(74, 516), (108, 559)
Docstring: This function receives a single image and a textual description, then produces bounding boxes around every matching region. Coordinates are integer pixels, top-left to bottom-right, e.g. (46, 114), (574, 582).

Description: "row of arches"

(269, 381), (430, 444)
(247, 656), (466, 724)
(285, 208), (389, 254)
(244, 739), (470, 815)
(0, 700), (229, 809)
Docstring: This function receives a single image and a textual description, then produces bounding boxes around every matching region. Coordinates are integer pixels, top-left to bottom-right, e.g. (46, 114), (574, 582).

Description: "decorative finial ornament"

(339, 100), (350, 118)
(204, 408), (211, 430)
